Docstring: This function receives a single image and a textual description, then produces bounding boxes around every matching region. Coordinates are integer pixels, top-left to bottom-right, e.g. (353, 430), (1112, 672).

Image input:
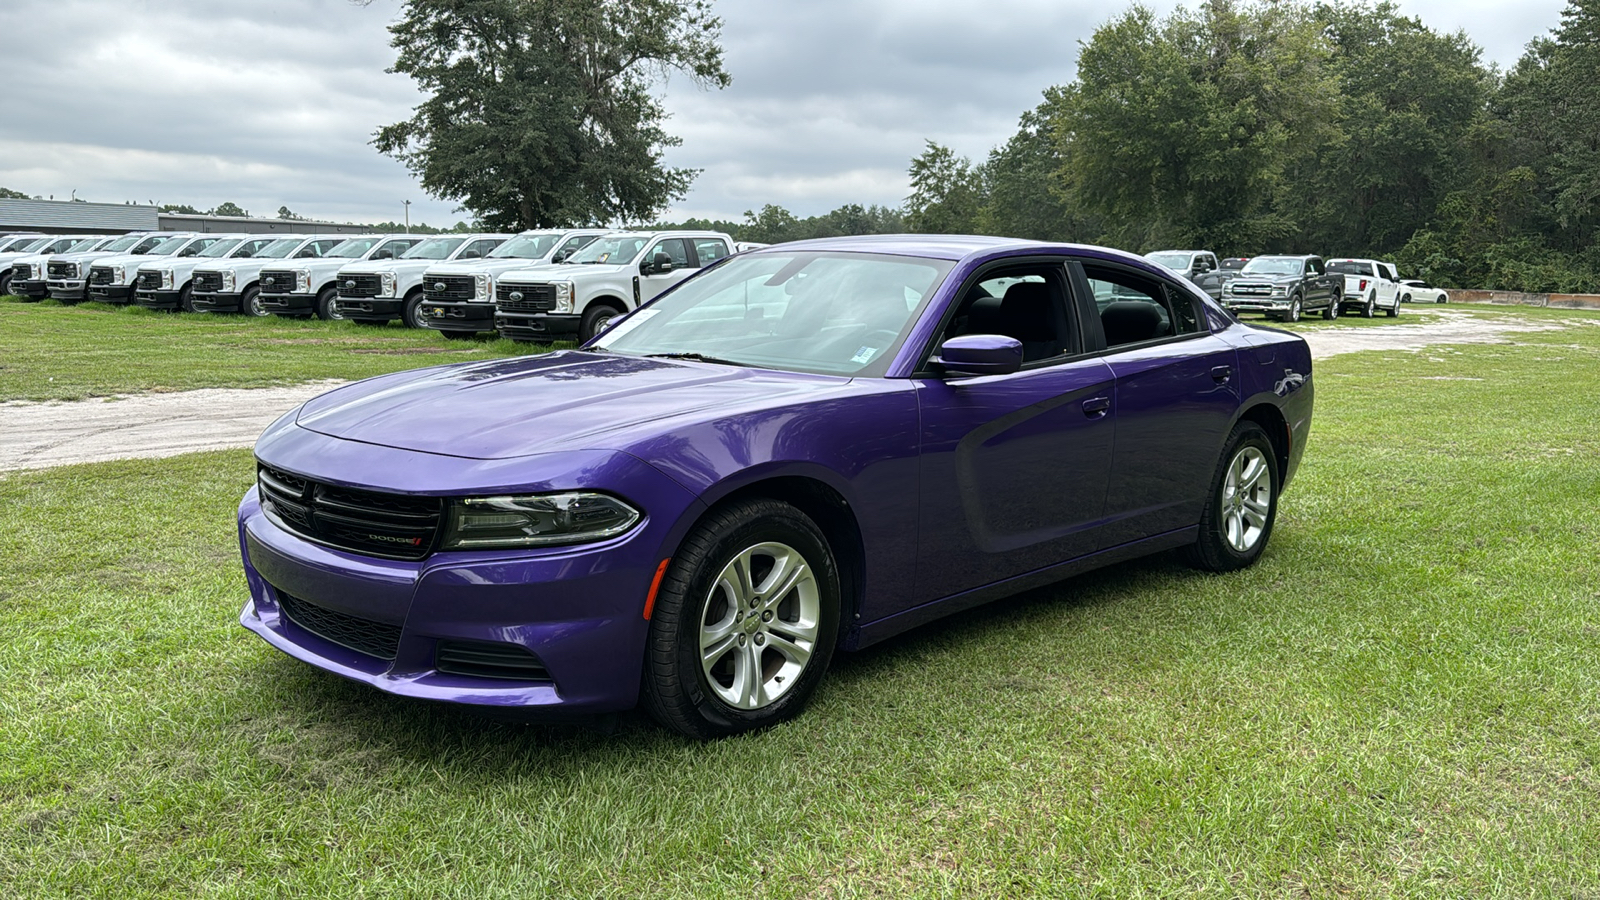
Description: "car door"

(912, 259), (1117, 601)
(638, 238), (695, 302)
(1303, 257), (1330, 310)
(1377, 263), (1400, 308)
(1074, 258), (1242, 548)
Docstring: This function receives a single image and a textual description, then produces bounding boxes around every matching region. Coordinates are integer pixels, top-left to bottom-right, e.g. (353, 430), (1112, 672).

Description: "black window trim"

(911, 254), (1097, 378)
(1067, 257), (1214, 357)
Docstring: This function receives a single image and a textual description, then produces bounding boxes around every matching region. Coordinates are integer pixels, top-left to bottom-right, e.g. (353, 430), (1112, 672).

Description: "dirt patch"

(1298, 310), (1564, 359)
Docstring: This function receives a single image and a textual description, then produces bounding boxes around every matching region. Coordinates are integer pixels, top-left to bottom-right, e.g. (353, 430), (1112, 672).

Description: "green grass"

(0, 296), (558, 401)
(3, 308), (1600, 896)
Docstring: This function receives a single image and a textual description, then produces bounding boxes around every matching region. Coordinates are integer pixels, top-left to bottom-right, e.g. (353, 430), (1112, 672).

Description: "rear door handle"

(1211, 365), (1233, 383)
(1082, 396), (1111, 417)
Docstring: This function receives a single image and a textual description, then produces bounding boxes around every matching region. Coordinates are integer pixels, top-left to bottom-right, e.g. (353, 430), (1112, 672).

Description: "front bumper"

(495, 311), (580, 341)
(87, 284), (136, 303)
(12, 278), (47, 299)
(419, 300), (495, 332)
(47, 280), (89, 301)
(261, 291), (315, 314)
(135, 289), (184, 309)
(192, 290), (244, 313)
(335, 295), (401, 319)
(236, 434), (702, 714)
(1222, 297), (1290, 314)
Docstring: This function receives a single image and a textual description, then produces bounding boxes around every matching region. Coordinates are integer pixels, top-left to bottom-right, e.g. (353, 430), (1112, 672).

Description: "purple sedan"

(237, 236), (1313, 737)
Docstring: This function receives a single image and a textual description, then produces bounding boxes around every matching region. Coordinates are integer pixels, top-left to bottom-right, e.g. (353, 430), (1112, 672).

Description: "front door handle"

(1211, 365), (1233, 383)
(1082, 396), (1111, 417)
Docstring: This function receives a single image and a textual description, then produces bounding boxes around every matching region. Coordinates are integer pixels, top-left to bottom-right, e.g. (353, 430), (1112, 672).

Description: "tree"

(905, 141), (985, 234)
(371, 0), (730, 230)
(277, 206), (304, 220)
(160, 203), (201, 214)
(210, 202), (249, 217)
(980, 98), (1095, 241)
(0, 186), (31, 200)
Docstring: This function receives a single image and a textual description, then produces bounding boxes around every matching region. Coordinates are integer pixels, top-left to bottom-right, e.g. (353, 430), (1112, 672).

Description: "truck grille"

(339, 274), (382, 298)
(259, 269), (296, 293)
(426, 275), (474, 302)
(12, 263), (32, 280)
(496, 282), (556, 312)
(47, 261), (76, 279)
(1229, 282), (1273, 297)
(89, 266), (115, 285)
(276, 590), (403, 661)
(134, 270), (163, 290)
(192, 271), (223, 293)
(256, 464), (444, 561)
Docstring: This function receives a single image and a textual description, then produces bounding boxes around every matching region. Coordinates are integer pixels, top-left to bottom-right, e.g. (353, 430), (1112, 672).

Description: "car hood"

(429, 259), (561, 277)
(51, 249), (124, 264)
(1234, 272), (1301, 283)
(294, 350), (854, 460)
(509, 262), (628, 280)
(91, 252), (167, 268)
(338, 259), (439, 275)
(197, 258), (277, 274)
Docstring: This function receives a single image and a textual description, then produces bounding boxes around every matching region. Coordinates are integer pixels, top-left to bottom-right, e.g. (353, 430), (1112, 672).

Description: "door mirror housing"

(933, 335), (1023, 376)
(460, 249), (481, 259)
(642, 252), (674, 275)
(371, 249), (393, 260)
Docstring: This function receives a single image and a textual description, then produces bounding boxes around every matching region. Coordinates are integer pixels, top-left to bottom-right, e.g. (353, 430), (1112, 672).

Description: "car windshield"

(197, 238), (244, 258)
(1327, 261), (1372, 276)
(1145, 252), (1193, 270)
(1240, 257), (1303, 275)
(487, 233), (562, 259)
(592, 251), (955, 376)
(401, 237), (466, 260)
(255, 239), (307, 260)
(326, 238), (380, 258)
(567, 235), (648, 265)
(6, 237), (48, 253)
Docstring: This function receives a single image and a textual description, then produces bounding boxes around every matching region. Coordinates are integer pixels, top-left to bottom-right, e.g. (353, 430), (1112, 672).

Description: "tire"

(1386, 298), (1399, 318)
(1362, 294), (1376, 318)
(1283, 294), (1302, 323)
(1437, 294), (1447, 304)
(1323, 291), (1340, 319)
(178, 285), (196, 313)
(315, 288), (342, 321)
(578, 303), (624, 342)
(243, 285), (268, 318)
(0, 272), (11, 296)
(439, 330), (477, 340)
(1401, 293), (1412, 304)
(399, 290), (425, 328)
(1184, 421), (1279, 573)
(643, 499), (841, 739)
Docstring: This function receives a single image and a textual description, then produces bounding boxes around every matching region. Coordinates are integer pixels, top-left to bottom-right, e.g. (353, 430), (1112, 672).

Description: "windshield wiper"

(642, 352), (749, 367)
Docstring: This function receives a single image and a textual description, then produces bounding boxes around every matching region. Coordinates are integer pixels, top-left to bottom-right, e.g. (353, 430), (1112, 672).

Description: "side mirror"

(461, 249), (481, 259)
(296, 249), (315, 258)
(933, 335), (1023, 376)
(643, 252), (673, 275)
(553, 249), (572, 263)
(372, 249), (393, 260)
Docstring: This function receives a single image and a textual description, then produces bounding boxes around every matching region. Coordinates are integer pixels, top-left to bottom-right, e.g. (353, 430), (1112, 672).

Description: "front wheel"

(399, 291), (426, 328)
(1282, 295), (1302, 323)
(1184, 421), (1279, 572)
(315, 288), (342, 321)
(243, 286), (268, 317)
(1387, 298), (1400, 318)
(578, 304), (623, 342)
(644, 499), (841, 739)
(178, 284), (195, 313)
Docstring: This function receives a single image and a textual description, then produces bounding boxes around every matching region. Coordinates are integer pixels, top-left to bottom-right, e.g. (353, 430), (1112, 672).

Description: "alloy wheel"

(1221, 446), (1273, 553)
(697, 541), (821, 710)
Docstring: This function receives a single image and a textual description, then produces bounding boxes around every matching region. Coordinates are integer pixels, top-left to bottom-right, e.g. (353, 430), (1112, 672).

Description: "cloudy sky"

(0, 0), (1570, 228)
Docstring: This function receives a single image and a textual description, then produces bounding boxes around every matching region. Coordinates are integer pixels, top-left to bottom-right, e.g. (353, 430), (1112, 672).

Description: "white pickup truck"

(47, 233), (166, 302)
(134, 234), (276, 312)
(1327, 258), (1402, 318)
(257, 234), (423, 320)
(89, 234), (239, 304)
(493, 230), (735, 342)
(10, 236), (115, 300)
(414, 229), (607, 338)
(190, 235), (350, 316)
(333, 233), (512, 327)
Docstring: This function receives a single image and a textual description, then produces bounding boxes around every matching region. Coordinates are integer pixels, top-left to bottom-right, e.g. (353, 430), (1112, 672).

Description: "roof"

(0, 199), (159, 231)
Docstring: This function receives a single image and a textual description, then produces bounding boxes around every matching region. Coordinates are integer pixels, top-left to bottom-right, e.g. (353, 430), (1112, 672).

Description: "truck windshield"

(145, 236), (194, 255)
(57, 238), (99, 253)
(1145, 252), (1192, 271)
(5, 238), (49, 253)
(488, 233), (561, 259)
(224, 239), (278, 259)
(256, 239), (307, 259)
(568, 235), (648, 265)
(402, 238), (465, 260)
(324, 238), (380, 258)
(1240, 258), (1303, 275)
(197, 239), (244, 258)
(1327, 261), (1372, 276)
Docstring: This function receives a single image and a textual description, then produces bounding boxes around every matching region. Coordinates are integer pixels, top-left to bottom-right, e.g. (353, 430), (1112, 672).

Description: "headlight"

(295, 269), (312, 293)
(112, 266), (126, 283)
(159, 269), (175, 290)
(554, 281), (574, 313)
(72, 263), (85, 278)
(380, 272), (398, 297)
(222, 271), (237, 292)
(441, 492), (642, 549)
(473, 273), (492, 302)
(1272, 285), (1287, 296)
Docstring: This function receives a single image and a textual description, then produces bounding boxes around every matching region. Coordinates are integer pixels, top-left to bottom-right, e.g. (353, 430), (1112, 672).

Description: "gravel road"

(0, 311), (1570, 472)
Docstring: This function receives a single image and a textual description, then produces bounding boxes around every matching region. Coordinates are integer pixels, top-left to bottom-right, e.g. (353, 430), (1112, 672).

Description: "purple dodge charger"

(237, 236), (1313, 737)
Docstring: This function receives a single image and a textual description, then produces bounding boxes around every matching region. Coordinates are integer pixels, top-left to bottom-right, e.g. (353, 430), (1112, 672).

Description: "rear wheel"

(1323, 291), (1341, 319)
(400, 290), (426, 328)
(243, 285), (268, 317)
(1362, 294), (1376, 318)
(644, 499), (841, 739)
(315, 288), (342, 321)
(1184, 421), (1279, 572)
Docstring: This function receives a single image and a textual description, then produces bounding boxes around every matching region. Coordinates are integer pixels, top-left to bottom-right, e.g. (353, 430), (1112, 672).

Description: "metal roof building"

(0, 199), (374, 235)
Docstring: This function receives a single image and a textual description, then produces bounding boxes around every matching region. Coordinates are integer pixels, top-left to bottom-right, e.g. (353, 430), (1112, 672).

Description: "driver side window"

(648, 239), (692, 269)
(940, 266), (1075, 364)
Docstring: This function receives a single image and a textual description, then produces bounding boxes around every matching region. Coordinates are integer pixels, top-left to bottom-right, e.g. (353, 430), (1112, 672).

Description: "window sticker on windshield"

(598, 308), (658, 342)
(852, 346), (878, 364)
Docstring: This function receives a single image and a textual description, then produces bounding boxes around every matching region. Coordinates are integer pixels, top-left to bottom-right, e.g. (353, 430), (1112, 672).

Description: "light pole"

(403, 200), (411, 234)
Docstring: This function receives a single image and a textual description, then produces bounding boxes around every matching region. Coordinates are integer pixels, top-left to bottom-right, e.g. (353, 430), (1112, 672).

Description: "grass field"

(2, 304), (1599, 896)
(0, 296), (552, 402)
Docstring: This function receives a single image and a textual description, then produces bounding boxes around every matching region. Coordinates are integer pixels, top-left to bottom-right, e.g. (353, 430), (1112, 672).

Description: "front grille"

(89, 266), (115, 285)
(134, 270), (162, 290)
(192, 271), (223, 293)
(257, 464), (444, 561)
(277, 591), (402, 660)
(426, 275), (474, 302)
(1229, 282), (1273, 297)
(495, 282), (556, 312)
(436, 641), (552, 681)
(47, 261), (75, 279)
(339, 273), (381, 298)
(260, 269), (296, 293)
(12, 263), (32, 280)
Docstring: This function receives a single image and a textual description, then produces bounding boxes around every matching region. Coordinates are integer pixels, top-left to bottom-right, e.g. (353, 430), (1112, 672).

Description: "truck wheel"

(579, 303), (624, 342)
(1362, 294), (1376, 318)
(1323, 291), (1340, 319)
(315, 288), (342, 321)
(243, 286), (268, 317)
(1387, 297), (1400, 318)
(400, 290), (426, 328)
(1283, 294), (1302, 323)
(0, 272), (11, 296)
(178, 285), (196, 313)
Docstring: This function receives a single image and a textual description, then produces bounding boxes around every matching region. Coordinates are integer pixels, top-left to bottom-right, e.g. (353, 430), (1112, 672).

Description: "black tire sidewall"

(400, 291), (424, 328)
(316, 288), (341, 321)
(1187, 422), (1279, 572)
(645, 500), (841, 738)
(243, 286), (266, 317)
(579, 304), (621, 342)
